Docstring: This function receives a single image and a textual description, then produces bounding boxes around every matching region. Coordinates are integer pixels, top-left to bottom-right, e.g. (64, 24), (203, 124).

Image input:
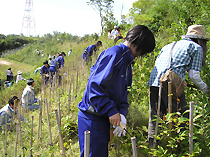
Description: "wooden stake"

(72, 76), (74, 102)
(189, 102), (194, 154)
(168, 81), (172, 130)
(15, 122), (19, 157)
(38, 99), (42, 139)
(43, 87), (46, 116)
(116, 137), (119, 157)
(49, 86), (51, 111)
(55, 72), (57, 96)
(75, 71), (78, 98)
(26, 91), (29, 119)
(62, 75), (64, 95)
(4, 115), (7, 156)
(58, 92), (61, 126)
(153, 82), (162, 148)
(67, 67), (69, 92)
(68, 82), (71, 114)
(30, 116), (34, 157)
(84, 131), (90, 157)
(131, 137), (138, 157)
(18, 100), (23, 146)
(46, 98), (53, 146)
(55, 109), (65, 157)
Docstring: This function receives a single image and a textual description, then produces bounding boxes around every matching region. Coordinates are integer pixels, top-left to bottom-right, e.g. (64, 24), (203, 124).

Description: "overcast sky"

(0, 0), (136, 37)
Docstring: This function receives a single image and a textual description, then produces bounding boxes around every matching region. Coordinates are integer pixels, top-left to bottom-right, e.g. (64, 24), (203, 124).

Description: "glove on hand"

(64, 73), (67, 77)
(113, 114), (126, 137)
(45, 74), (49, 77)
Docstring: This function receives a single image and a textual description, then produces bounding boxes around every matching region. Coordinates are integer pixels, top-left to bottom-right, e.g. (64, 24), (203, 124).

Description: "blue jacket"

(78, 43), (134, 118)
(40, 65), (49, 75)
(50, 56), (64, 70)
(83, 45), (97, 59)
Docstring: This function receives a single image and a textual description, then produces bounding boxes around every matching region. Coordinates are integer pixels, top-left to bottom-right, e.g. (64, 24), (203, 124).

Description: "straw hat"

(17, 70), (22, 75)
(182, 24), (210, 40)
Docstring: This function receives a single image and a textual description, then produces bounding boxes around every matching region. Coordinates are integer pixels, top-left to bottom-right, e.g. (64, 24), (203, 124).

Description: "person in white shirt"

(111, 26), (119, 39)
(108, 29), (113, 39)
(22, 78), (39, 111)
(6, 68), (12, 81)
(16, 71), (26, 84)
(68, 49), (72, 56)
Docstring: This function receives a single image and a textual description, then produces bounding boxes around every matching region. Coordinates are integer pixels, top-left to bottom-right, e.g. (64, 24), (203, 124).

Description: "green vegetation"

(0, 0), (210, 156)
(0, 34), (37, 55)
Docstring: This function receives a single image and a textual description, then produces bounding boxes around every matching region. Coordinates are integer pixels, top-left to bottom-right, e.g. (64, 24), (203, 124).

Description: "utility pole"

(21, 0), (36, 37)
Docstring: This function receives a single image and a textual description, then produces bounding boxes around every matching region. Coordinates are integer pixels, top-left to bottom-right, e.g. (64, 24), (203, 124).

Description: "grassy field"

(0, 58), (35, 83)
(0, 32), (210, 156)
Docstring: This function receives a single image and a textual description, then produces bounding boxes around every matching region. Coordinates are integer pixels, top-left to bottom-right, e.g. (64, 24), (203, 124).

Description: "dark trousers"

(148, 86), (189, 139)
(78, 111), (110, 157)
(7, 75), (10, 81)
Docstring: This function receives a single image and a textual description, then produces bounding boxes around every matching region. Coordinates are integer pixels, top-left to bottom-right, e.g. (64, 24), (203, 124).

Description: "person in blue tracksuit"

(83, 41), (102, 64)
(78, 25), (155, 157)
(40, 60), (50, 85)
(49, 52), (66, 84)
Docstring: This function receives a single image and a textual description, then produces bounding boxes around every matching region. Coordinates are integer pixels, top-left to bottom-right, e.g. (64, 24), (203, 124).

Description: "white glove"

(113, 114), (126, 137)
(189, 69), (209, 93)
(64, 73), (67, 77)
(45, 74), (49, 77)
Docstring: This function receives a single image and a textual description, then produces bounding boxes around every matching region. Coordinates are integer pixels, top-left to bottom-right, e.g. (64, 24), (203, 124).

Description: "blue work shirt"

(40, 65), (50, 75)
(50, 56), (64, 68)
(50, 56), (65, 71)
(83, 45), (97, 59)
(78, 43), (134, 119)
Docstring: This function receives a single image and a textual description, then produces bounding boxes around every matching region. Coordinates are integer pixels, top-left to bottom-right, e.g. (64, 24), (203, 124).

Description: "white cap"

(17, 70), (22, 75)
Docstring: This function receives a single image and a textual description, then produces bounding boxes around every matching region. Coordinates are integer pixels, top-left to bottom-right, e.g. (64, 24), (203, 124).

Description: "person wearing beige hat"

(147, 24), (209, 146)
(16, 70), (26, 84)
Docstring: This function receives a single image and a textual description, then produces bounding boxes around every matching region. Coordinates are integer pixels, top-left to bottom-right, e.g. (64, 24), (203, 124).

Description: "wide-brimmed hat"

(182, 25), (210, 40)
(17, 70), (22, 75)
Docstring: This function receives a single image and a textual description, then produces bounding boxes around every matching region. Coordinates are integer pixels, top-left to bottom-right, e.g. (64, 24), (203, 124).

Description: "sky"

(0, 0), (136, 37)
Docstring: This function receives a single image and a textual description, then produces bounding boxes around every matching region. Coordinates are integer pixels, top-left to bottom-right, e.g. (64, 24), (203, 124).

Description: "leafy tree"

(129, 0), (210, 32)
(87, 0), (115, 35)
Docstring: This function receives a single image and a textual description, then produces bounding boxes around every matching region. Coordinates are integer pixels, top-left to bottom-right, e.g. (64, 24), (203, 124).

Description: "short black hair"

(125, 25), (155, 56)
(96, 41), (102, 47)
(27, 78), (34, 85)
(8, 97), (14, 106)
(43, 60), (48, 64)
(60, 52), (66, 56)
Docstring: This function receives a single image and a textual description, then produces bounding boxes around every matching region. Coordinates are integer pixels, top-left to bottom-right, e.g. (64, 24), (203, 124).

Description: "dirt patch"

(0, 59), (13, 65)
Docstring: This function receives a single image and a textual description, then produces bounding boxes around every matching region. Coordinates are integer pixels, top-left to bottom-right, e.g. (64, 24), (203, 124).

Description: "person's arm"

(188, 43), (208, 93)
(40, 67), (46, 76)
(188, 69), (208, 93)
(20, 115), (27, 122)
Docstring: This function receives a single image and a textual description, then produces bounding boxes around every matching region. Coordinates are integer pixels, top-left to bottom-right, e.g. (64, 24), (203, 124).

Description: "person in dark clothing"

(6, 68), (13, 82)
(40, 60), (50, 85)
(49, 52), (66, 84)
(83, 41), (102, 64)
(78, 25), (155, 157)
